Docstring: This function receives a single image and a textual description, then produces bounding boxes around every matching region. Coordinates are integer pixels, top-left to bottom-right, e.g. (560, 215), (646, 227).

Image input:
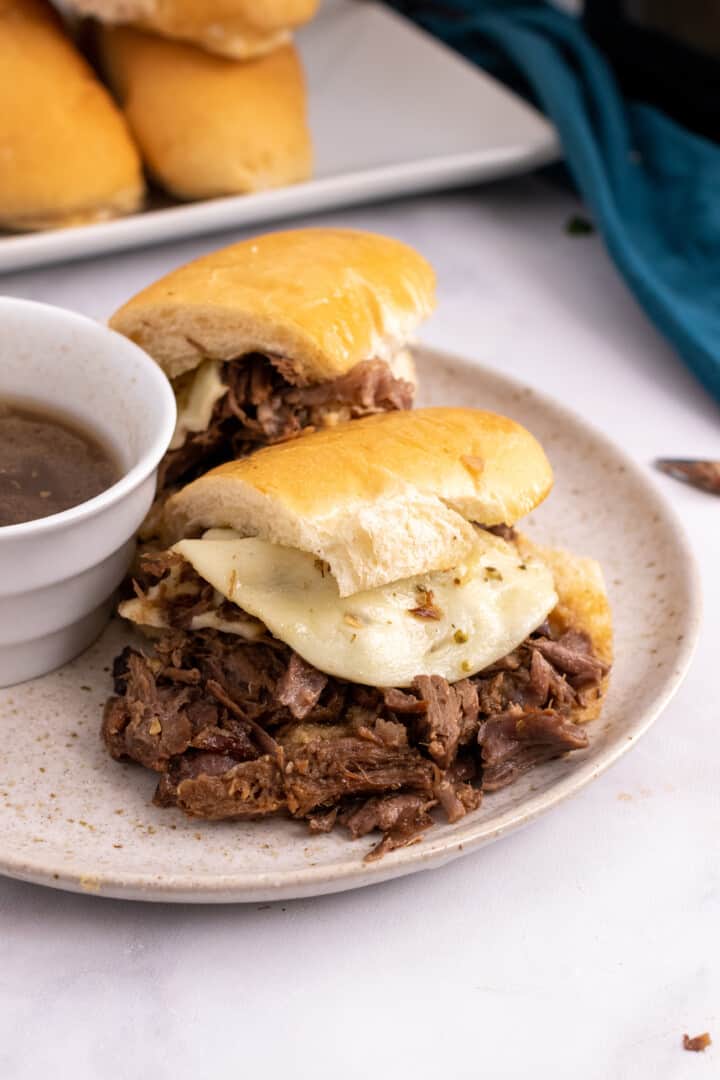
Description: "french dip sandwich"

(0, 0), (144, 231)
(105, 408), (612, 859)
(97, 29), (312, 201)
(110, 228), (435, 510)
(65, 0), (319, 59)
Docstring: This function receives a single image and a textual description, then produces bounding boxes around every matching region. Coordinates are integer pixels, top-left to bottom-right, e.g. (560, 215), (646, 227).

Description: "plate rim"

(0, 347), (702, 902)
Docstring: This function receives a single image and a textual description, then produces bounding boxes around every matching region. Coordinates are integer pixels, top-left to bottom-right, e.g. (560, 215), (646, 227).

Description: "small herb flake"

(484, 566), (503, 582)
(565, 214), (595, 236)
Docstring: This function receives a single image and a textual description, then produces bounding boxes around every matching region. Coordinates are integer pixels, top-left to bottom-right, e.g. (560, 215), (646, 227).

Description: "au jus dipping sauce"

(0, 399), (119, 527)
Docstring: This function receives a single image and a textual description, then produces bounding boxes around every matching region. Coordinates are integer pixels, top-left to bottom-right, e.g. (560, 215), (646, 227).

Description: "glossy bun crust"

(110, 228), (436, 384)
(0, 0), (143, 231)
(161, 407), (554, 596)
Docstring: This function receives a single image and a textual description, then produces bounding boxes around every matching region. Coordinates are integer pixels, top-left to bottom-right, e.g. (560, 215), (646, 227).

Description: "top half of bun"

(161, 407), (554, 597)
(64, 0), (319, 58)
(109, 228), (436, 385)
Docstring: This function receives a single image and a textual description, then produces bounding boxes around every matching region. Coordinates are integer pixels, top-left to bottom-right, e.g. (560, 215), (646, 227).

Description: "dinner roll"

(98, 28), (312, 202)
(0, 0), (143, 231)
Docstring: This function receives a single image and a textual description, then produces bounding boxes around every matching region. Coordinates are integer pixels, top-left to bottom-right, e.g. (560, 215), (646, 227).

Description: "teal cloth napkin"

(390, 1), (720, 404)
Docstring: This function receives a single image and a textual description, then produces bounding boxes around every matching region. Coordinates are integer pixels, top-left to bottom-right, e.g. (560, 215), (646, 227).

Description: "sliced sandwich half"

(105, 407), (612, 858)
(109, 228), (436, 523)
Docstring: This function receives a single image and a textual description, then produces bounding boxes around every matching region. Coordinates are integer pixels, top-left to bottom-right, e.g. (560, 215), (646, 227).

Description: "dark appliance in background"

(584, 0), (720, 141)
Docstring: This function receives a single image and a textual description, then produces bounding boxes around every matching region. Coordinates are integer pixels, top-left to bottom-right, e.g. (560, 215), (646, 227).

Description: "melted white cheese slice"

(169, 359), (227, 451)
(118, 552), (265, 640)
(171, 531), (557, 687)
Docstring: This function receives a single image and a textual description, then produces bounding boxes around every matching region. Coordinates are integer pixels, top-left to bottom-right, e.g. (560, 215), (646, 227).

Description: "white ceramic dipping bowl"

(0, 298), (176, 687)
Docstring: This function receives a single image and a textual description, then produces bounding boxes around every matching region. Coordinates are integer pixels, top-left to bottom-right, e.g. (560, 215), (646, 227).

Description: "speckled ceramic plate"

(0, 350), (700, 902)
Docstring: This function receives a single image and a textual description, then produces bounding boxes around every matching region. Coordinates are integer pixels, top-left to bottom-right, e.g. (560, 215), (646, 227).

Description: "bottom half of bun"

(516, 534), (613, 725)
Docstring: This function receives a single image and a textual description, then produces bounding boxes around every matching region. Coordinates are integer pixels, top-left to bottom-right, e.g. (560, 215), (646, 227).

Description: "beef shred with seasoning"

(103, 549), (609, 859)
(159, 354), (414, 493)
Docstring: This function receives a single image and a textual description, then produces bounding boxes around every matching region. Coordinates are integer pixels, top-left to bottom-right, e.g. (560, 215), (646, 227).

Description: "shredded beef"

(485, 524), (518, 542)
(454, 679), (481, 744)
(159, 355), (414, 492)
(104, 650), (194, 771)
(369, 716), (409, 748)
(105, 554), (608, 858)
(284, 733), (434, 817)
(341, 795), (436, 860)
(480, 707), (589, 792)
(156, 755), (286, 819)
(307, 807), (340, 834)
(426, 752), (483, 823)
(532, 631), (609, 687)
(383, 687), (426, 715)
(412, 675), (462, 769)
(473, 629), (594, 716)
(276, 653), (328, 720)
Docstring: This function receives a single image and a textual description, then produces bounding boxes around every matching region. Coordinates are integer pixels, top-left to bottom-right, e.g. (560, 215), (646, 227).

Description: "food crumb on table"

(683, 1032), (712, 1052)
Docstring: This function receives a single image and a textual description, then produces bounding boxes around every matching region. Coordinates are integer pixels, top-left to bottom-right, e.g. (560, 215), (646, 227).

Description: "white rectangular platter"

(0, 0), (560, 273)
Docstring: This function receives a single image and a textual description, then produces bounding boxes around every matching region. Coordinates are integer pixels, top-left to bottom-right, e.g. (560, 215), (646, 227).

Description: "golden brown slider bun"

(67, 0), (319, 59)
(110, 228), (436, 384)
(162, 407), (554, 596)
(0, 0), (144, 231)
(98, 28), (311, 202)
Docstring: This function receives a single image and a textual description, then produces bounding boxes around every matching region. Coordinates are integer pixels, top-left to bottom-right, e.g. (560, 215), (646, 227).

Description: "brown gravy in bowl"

(0, 400), (119, 527)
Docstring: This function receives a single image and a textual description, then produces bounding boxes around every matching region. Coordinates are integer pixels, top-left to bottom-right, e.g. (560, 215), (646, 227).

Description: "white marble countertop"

(1, 178), (718, 1079)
